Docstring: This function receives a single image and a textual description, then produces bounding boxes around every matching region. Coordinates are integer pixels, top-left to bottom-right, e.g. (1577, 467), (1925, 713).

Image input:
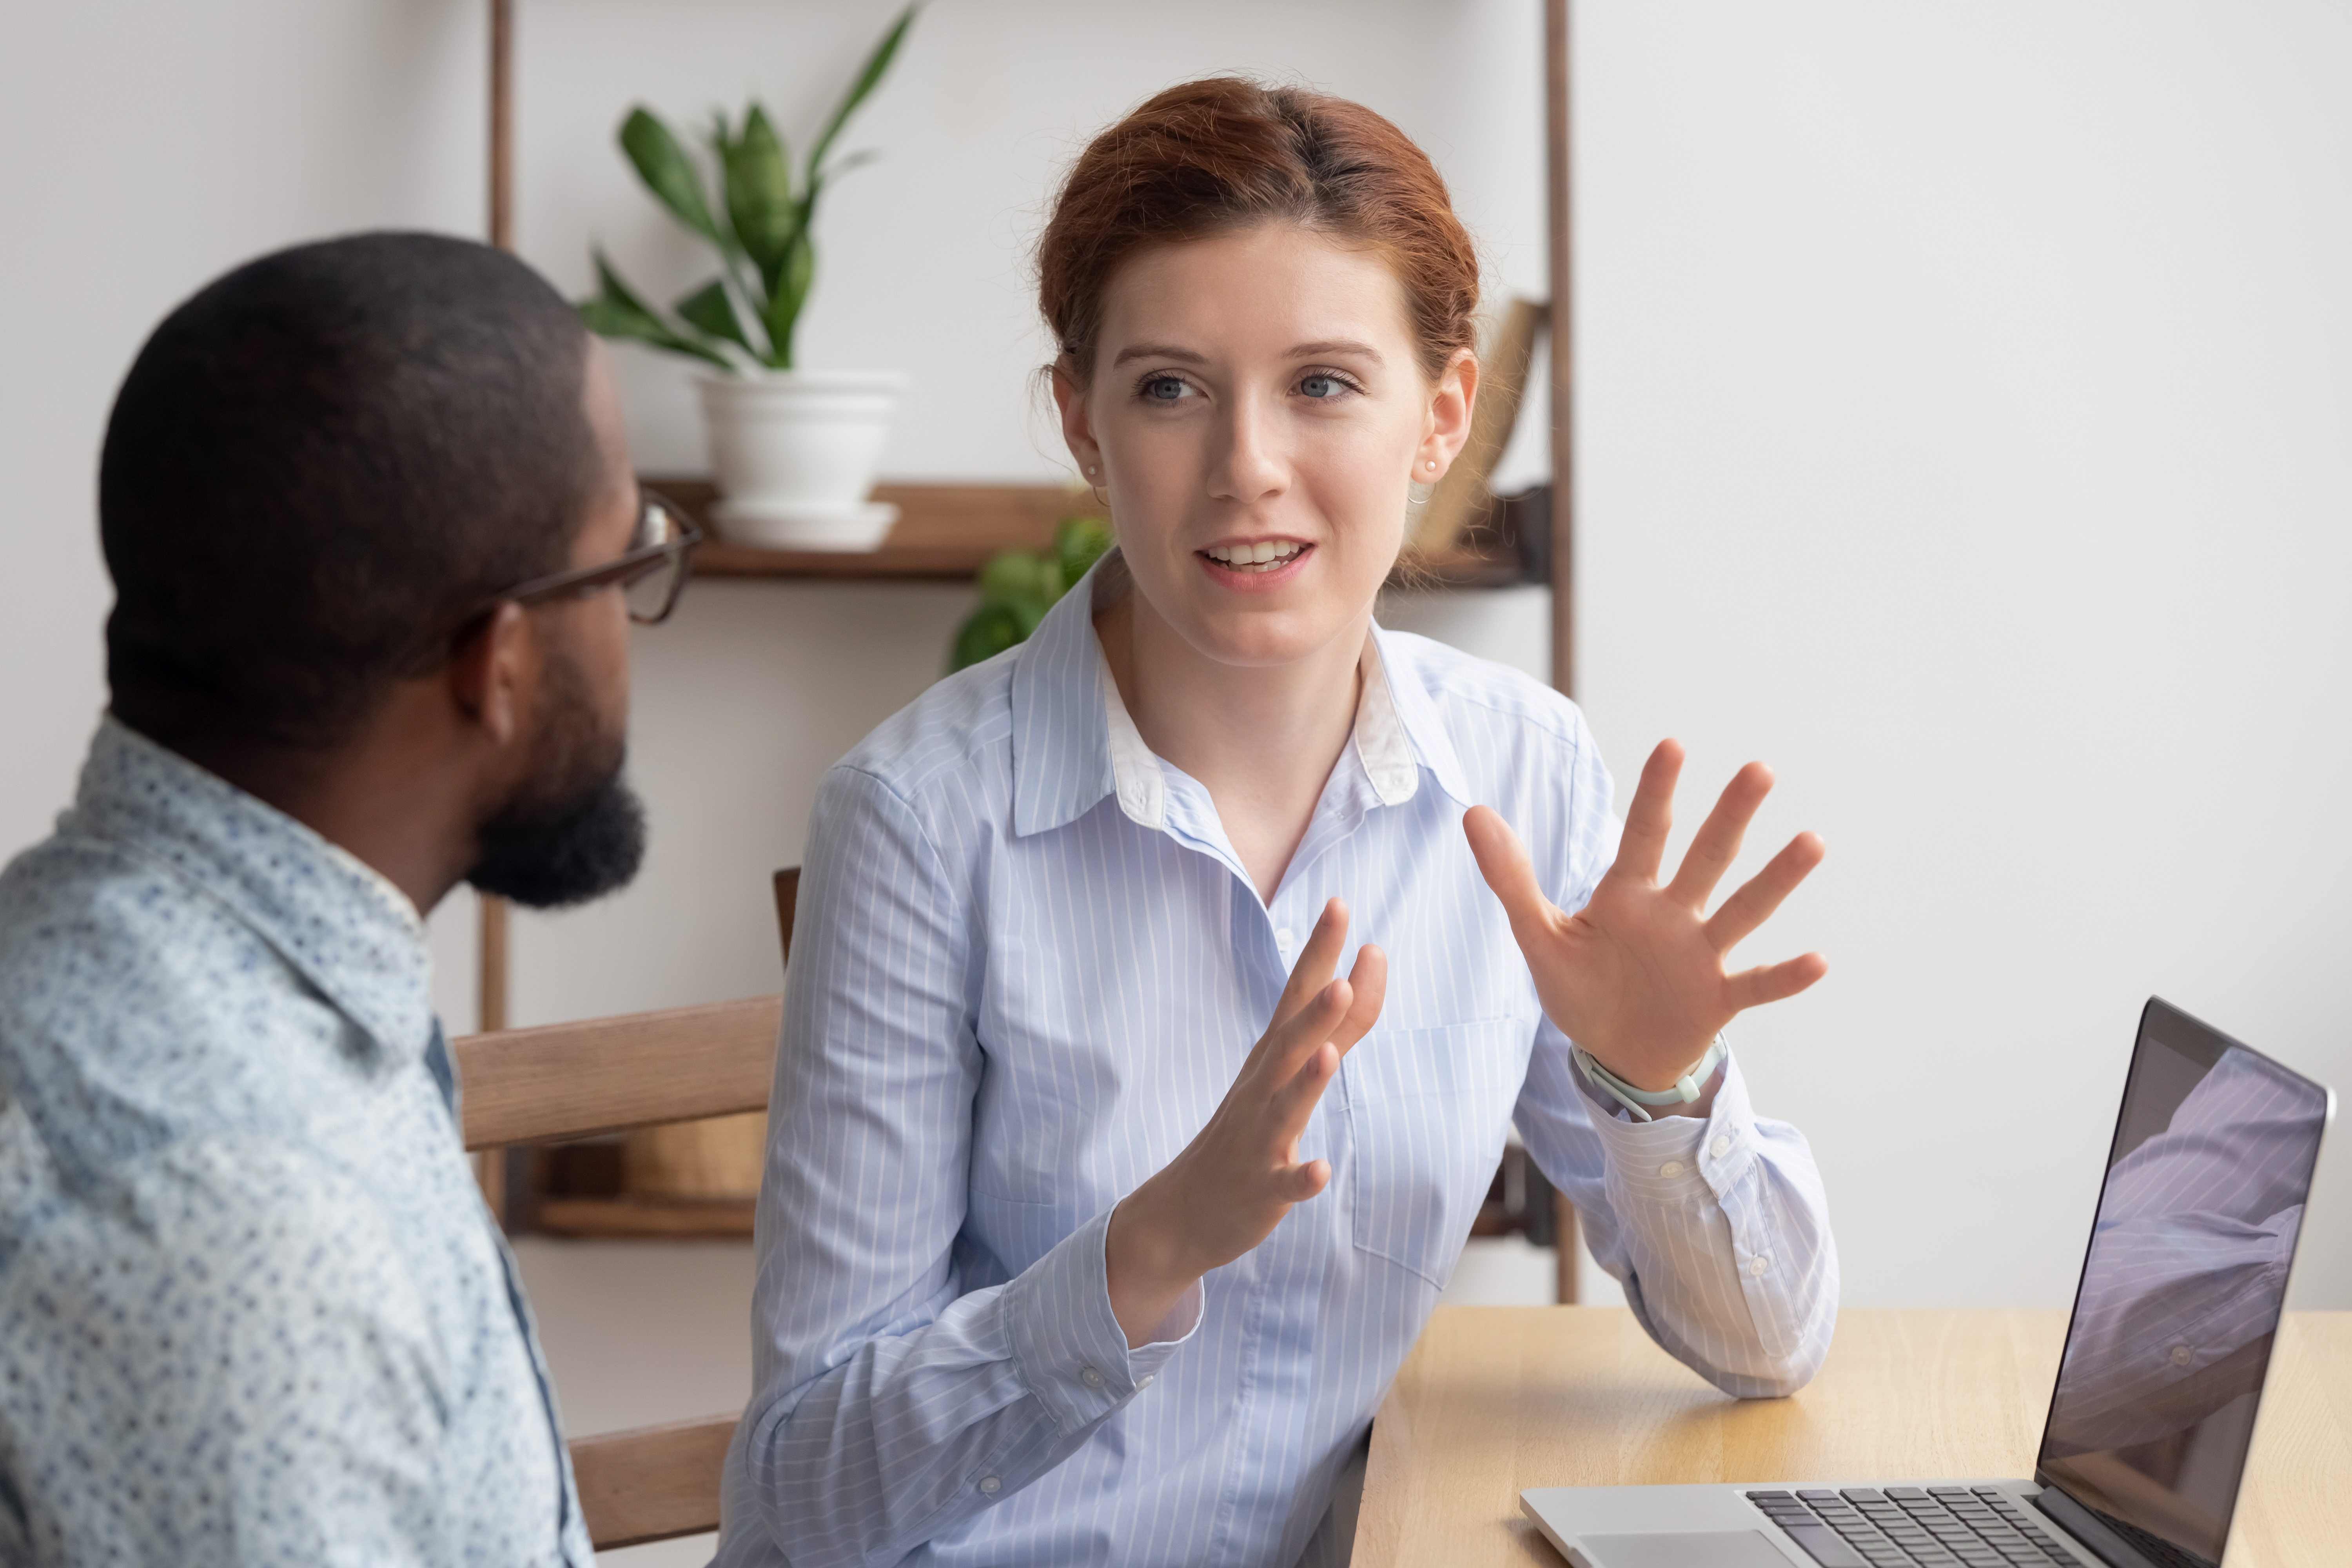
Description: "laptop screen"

(2035, 999), (2330, 1567)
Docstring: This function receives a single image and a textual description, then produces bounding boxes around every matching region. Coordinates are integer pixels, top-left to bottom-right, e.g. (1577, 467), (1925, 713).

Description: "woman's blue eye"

(1144, 376), (1186, 402)
(1300, 374), (1340, 399)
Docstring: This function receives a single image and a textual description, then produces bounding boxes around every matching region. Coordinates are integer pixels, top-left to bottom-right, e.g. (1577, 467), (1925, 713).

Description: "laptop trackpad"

(1581, 1532), (1795, 1568)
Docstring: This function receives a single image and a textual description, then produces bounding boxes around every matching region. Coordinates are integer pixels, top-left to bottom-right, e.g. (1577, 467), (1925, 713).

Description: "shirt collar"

(66, 717), (436, 1068)
(1009, 552), (1475, 837)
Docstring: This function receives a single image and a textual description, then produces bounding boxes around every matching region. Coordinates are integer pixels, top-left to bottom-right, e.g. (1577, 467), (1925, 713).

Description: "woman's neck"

(1096, 583), (1368, 906)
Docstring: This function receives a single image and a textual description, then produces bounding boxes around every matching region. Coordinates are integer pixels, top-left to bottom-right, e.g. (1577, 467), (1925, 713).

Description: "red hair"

(1038, 78), (1480, 386)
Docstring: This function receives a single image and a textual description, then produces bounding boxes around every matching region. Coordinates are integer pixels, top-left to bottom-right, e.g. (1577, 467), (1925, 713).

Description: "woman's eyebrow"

(1107, 339), (1387, 368)
(1110, 343), (1207, 367)
(1289, 339), (1384, 363)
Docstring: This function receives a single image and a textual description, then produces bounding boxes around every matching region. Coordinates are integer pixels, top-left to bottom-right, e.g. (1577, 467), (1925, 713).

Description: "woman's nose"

(1208, 394), (1287, 505)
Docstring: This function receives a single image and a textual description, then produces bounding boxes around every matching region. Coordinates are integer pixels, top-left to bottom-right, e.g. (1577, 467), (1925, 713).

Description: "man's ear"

(446, 602), (533, 747)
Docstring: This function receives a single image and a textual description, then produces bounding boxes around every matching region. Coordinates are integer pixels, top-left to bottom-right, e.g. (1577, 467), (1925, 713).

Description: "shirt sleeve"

(1519, 1036), (1839, 1397)
(729, 765), (1198, 1568)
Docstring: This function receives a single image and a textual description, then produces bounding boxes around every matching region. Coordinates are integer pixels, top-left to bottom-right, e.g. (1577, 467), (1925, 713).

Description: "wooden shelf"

(652, 478), (1530, 591)
(662, 479), (1083, 581)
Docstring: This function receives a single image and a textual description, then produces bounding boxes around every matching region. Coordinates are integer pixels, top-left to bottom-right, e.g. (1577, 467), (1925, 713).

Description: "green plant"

(578, 5), (916, 372)
(950, 517), (1115, 672)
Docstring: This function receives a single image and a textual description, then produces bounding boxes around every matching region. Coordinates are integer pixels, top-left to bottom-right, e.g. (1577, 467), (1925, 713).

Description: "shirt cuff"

(1574, 1047), (1762, 1204)
(999, 1203), (1201, 1435)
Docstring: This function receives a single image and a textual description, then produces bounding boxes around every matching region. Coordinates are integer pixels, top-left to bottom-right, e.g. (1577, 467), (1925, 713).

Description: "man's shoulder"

(0, 822), (262, 985)
(0, 827), (354, 1174)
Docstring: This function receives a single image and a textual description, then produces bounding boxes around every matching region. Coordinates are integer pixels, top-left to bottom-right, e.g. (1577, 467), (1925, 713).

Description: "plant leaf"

(1054, 515), (1114, 592)
(619, 107), (724, 247)
(806, 4), (916, 182)
(723, 105), (797, 291)
(977, 549), (1055, 609)
(762, 220), (816, 370)
(674, 278), (753, 352)
(950, 603), (1029, 672)
(578, 251), (734, 370)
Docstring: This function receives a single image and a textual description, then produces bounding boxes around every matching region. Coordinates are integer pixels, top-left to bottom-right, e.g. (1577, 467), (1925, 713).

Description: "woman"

(715, 78), (1837, 1568)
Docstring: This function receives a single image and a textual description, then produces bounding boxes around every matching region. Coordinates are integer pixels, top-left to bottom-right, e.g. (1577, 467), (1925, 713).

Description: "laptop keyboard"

(1744, 1486), (2079, 1568)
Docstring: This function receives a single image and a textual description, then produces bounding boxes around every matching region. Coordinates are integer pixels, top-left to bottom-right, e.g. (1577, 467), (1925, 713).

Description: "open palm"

(1464, 739), (1826, 1093)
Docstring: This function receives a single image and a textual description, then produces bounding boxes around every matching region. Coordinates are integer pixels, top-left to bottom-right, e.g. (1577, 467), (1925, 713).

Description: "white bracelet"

(1573, 1035), (1728, 1123)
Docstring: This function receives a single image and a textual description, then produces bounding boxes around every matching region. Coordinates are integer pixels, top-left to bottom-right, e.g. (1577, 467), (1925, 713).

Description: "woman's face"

(1057, 223), (1474, 670)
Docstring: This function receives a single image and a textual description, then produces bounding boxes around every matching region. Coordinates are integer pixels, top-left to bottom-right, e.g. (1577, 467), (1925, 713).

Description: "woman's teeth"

(1204, 541), (1306, 573)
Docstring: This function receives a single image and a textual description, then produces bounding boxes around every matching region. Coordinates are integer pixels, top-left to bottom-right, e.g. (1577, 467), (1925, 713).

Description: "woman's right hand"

(1105, 897), (1387, 1346)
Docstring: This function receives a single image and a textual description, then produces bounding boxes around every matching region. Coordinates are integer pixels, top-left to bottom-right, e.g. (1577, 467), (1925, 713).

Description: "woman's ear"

(1052, 356), (1105, 482)
(1416, 348), (1481, 481)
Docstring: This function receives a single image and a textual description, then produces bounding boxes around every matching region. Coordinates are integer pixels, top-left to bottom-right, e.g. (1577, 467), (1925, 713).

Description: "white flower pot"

(696, 369), (905, 551)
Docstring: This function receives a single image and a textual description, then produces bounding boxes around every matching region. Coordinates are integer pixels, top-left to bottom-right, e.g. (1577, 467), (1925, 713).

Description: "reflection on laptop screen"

(2035, 1001), (2329, 1567)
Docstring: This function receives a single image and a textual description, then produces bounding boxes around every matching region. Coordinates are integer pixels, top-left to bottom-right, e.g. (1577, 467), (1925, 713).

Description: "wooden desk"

(1352, 1308), (2350, 1568)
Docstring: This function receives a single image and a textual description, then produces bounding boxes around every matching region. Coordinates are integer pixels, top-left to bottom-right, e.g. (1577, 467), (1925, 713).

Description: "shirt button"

(1081, 1366), (1105, 1388)
(978, 1475), (1002, 1495)
(1748, 1255), (1770, 1276)
(1136, 1374), (1154, 1390)
(1659, 1160), (1685, 1178)
(2170, 1344), (2193, 1367)
(1276, 927), (1296, 954)
(1710, 1137), (1730, 1159)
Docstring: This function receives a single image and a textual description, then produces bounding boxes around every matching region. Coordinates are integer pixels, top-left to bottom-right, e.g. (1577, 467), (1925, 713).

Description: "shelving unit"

(479, 4), (1575, 1277)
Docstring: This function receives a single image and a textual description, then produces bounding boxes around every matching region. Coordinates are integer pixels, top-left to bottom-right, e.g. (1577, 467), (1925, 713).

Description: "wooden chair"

(1471, 1143), (1581, 1304)
(450, 867), (800, 1550)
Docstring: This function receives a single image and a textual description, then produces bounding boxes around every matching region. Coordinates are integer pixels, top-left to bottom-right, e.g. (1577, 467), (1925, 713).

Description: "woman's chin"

(1171, 601), (1368, 670)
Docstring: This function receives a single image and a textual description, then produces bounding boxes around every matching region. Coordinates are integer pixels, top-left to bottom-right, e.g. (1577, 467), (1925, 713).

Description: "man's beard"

(464, 650), (646, 909)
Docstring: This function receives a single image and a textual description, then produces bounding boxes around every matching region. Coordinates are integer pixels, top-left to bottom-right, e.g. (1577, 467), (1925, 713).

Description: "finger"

(1614, 739), (1685, 886)
(1666, 761), (1772, 911)
(1703, 831), (1826, 952)
(1260, 976), (1352, 1087)
(1724, 951), (1828, 1011)
(1268, 1040), (1341, 1132)
(1279, 1157), (1332, 1203)
(1270, 897), (1350, 1031)
(1325, 944), (1388, 1056)
(1463, 807), (1557, 943)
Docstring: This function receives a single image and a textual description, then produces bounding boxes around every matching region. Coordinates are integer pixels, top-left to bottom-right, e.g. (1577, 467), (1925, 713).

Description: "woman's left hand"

(1463, 738), (1826, 1097)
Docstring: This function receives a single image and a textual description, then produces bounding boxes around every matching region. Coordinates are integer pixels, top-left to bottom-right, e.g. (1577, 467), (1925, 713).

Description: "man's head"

(100, 232), (653, 911)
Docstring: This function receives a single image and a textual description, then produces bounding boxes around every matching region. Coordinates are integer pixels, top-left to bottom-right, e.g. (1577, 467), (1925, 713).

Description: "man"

(0, 233), (695, 1563)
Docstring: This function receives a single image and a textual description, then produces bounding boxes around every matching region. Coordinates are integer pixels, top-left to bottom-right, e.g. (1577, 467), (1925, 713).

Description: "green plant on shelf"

(577, 5), (917, 371)
(951, 517), (1115, 673)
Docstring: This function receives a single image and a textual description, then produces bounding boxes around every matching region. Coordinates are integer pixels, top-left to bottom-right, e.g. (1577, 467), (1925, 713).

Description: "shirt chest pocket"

(1344, 1016), (1532, 1289)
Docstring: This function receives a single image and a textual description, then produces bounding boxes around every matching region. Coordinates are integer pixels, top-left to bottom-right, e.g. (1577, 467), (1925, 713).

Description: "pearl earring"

(1425, 459), (1438, 471)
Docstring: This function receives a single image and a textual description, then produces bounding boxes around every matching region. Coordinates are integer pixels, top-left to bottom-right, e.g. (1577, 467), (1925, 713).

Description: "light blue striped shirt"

(716, 558), (1837, 1568)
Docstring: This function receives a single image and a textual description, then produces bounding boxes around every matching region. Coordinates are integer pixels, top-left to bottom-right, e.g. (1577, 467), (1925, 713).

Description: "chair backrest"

(450, 866), (799, 1551)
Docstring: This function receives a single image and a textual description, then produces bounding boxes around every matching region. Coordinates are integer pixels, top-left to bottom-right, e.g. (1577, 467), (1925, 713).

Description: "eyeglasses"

(497, 489), (702, 626)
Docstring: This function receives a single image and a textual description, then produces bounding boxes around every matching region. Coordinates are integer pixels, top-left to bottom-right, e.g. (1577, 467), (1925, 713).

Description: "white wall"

(3, 7), (2346, 1495)
(1573, 0), (2352, 1312)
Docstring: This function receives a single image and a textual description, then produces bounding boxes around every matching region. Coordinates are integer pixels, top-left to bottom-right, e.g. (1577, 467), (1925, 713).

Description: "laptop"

(1522, 997), (2334, 1568)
